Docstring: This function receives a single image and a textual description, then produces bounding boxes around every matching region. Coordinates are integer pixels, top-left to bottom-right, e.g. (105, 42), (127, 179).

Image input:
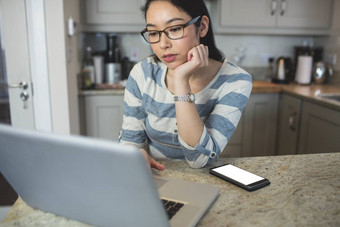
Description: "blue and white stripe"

(119, 57), (252, 168)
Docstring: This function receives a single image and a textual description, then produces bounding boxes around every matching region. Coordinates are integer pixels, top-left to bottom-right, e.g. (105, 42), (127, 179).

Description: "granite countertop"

(2, 153), (339, 226)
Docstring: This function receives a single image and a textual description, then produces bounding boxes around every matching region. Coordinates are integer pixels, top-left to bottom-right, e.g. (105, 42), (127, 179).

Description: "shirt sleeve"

(119, 63), (148, 149)
(178, 73), (252, 168)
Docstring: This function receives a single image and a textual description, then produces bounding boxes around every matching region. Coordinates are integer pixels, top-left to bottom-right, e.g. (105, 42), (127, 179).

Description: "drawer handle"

(280, 0), (286, 16)
(271, 0), (277, 16)
(288, 112), (297, 132)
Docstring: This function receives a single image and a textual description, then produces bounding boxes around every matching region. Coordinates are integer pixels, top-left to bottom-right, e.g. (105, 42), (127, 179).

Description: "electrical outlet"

(260, 54), (275, 64)
(130, 48), (140, 62)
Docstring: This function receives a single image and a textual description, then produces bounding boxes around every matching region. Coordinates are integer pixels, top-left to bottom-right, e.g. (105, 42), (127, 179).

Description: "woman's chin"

(161, 59), (185, 71)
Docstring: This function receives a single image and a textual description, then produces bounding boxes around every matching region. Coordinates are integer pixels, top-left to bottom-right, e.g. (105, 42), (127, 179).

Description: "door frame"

(26, 0), (53, 131)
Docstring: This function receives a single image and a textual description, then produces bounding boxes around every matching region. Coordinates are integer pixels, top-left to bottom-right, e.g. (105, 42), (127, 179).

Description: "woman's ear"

(199, 15), (209, 38)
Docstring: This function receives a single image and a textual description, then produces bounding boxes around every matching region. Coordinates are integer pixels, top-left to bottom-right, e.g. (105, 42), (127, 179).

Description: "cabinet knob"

(280, 0), (286, 16)
(271, 0), (277, 16)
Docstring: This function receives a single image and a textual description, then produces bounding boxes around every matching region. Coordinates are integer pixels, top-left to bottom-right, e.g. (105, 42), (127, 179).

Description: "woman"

(119, 0), (252, 169)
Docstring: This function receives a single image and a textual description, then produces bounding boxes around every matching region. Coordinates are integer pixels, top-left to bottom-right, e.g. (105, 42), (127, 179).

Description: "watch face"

(189, 93), (195, 102)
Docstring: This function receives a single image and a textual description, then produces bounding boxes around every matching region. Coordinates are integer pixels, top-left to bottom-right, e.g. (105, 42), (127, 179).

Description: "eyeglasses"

(140, 16), (202, 44)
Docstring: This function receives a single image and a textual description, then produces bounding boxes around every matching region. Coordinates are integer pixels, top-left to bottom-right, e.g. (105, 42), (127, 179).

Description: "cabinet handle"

(288, 111), (296, 132)
(280, 0), (286, 16)
(271, 0), (277, 16)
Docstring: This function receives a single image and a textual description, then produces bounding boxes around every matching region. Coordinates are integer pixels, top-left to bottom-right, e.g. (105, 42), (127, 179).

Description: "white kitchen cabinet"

(80, 92), (280, 158)
(277, 94), (302, 155)
(82, 0), (146, 32)
(221, 114), (244, 158)
(82, 94), (124, 141)
(297, 101), (340, 154)
(220, 93), (280, 158)
(216, 0), (333, 35)
(242, 93), (279, 157)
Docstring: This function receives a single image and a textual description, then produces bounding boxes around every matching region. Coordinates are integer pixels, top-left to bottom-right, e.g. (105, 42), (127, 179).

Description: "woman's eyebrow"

(146, 17), (185, 28)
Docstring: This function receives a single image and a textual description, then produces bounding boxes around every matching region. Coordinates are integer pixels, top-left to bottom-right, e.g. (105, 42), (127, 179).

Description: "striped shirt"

(119, 57), (252, 168)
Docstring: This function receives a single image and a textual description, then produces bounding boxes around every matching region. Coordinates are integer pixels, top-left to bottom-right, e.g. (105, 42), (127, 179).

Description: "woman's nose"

(158, 32), (171, 49)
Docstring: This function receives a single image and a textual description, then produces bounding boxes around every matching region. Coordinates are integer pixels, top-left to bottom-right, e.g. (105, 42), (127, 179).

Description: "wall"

(322, 0), (340, 82)
(44, 0), (71, 134)
(82, 32), (318, 80)
(81, 1), (339, 82)
(63, 0), (81, 135)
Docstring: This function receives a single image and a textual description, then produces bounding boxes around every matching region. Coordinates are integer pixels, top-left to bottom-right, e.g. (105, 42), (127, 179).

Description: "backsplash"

(80, 33), (335, 82)
(81, 33), (320, 65)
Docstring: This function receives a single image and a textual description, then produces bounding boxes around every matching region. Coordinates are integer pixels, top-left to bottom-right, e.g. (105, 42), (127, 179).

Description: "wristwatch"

(173, 92), (195, 103)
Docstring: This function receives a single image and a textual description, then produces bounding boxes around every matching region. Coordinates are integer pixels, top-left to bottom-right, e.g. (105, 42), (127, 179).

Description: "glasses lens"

(165, 26), (184, 40)
(143, 31), (159, 43)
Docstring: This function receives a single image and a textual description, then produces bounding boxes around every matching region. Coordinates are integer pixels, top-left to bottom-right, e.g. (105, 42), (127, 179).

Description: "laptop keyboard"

(161, 199), (184, 220)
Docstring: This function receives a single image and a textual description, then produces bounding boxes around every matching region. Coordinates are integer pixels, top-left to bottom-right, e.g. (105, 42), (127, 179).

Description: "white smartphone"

(209, 164), (270, 191)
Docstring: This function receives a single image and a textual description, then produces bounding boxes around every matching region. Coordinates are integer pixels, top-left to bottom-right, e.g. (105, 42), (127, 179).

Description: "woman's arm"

(182, 75), (252, 168)
(172, 46), (252, 167)
(173, 45), (209, 146)
(119, 62), (165, 171)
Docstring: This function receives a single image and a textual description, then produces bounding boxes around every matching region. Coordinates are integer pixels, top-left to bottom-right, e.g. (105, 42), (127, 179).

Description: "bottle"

(81, 46), (94, 89)
(267, 57), (274, 81)
(105, 34), (121, 84)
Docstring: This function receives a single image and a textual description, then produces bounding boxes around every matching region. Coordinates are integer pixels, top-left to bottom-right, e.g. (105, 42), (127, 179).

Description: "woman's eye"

(169, 26), (182, 33)
(149, 31), (158, 37)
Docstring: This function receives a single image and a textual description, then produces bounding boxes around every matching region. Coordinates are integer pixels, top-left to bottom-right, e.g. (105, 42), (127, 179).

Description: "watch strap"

(173, 92), (195, 103)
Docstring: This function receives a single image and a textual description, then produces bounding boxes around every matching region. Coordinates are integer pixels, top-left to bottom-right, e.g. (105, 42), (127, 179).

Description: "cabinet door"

(242, 93), (279, 157)
(219, 0), (276, 28)
(277, 0), (333, 29)
(221, 114), (244, 158)
(216, 0), (332, 35)
(85, 0), (145, 25)
(277, 95), (301, 155)
(298, 101), (340, 154)
(84, 95), (124, 141)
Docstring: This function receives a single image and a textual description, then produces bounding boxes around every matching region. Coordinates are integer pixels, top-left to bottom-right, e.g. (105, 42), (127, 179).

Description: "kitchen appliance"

(272, 57), (293, 84)
(295, 56), (313, 84)
(121, 57), (136, 80)
(313, 61), (333, 84)
(105, 34), (121, 84)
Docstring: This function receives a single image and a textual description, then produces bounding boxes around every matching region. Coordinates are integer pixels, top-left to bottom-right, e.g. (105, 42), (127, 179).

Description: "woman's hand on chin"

(173, 44), (209, 81)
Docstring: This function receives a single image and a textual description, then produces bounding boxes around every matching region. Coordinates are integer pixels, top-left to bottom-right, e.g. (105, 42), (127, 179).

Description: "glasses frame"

(140, 16), (202, 44)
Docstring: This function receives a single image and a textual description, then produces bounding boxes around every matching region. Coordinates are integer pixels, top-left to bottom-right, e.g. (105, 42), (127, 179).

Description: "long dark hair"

(141, 0), (224, 62)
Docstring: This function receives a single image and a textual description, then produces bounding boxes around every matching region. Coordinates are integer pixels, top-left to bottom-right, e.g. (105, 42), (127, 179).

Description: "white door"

(0, 0), (52, 131)
(0, 0), (35, 129)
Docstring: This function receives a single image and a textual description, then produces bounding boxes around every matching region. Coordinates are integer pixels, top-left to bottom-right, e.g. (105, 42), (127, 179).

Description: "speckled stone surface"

(1, 153), (339, 226)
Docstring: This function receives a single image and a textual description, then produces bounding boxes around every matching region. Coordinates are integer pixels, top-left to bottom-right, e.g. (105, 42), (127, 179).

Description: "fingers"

(187, 44), (209, 67)
(149, 157), (166, 171)
(140, 149), (165, 171)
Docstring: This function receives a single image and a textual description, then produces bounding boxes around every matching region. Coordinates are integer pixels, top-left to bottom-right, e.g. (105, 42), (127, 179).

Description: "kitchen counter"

(79, 81), (340, 111)
(2, 153), (339, 226)
(282, 83), (340, 111)
(254, 81), (340, 111)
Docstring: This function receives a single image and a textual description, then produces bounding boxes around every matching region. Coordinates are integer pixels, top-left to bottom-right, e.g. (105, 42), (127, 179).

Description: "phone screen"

(211, 164), (264, 186)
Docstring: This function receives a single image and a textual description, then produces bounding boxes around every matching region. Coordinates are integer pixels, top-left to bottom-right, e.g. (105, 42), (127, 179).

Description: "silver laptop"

(0, 124), (218, 227)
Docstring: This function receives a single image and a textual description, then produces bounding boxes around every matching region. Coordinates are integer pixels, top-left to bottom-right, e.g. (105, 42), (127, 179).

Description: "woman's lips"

(162, 54), (177, 63)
